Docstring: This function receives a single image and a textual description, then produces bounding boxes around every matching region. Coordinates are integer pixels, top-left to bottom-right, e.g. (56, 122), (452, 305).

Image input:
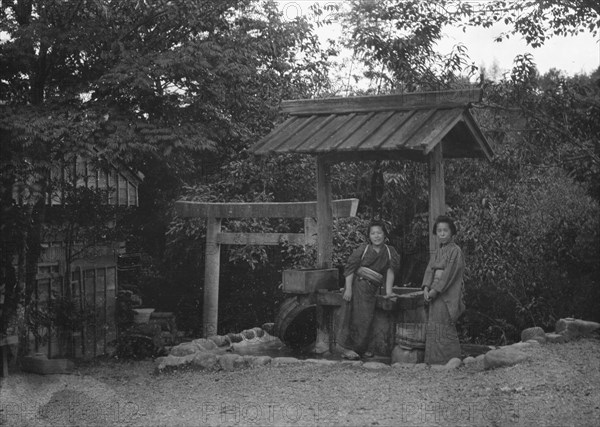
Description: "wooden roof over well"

(250, 88), (493, 162)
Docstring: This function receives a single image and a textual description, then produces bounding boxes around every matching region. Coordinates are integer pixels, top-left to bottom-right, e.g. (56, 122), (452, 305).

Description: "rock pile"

(482, 318), (599, 371)
(154, 318), (600, 373)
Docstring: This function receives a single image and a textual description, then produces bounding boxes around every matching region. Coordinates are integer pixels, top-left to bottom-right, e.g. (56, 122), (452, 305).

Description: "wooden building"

(30, 155), (143, 358)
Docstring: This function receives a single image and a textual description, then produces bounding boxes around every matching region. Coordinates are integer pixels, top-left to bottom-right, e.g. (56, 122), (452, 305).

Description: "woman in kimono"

(335, 220), (400, 360)
(421, 215), (466, 364)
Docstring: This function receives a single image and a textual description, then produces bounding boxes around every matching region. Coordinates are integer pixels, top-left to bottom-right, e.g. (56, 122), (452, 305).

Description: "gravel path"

(2, 338), (599, 426)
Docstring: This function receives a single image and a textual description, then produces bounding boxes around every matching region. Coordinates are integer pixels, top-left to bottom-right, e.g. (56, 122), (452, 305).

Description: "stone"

(169, 342), (197, 357)
(526, 335), (547, 344)
(248, 355), (272, 367)
(20, 354), (74, 375)
(225, 333), (244, 343)
(218, 354), (243, 371)
(412, 363), (428, 370)
(521, 327), (546, 343)
(555, 318), (600, 340)
(272, 357), (301, 366)
(506, 342), (533, 350)
(463, 356), (476, 367)
(430, 364), (447, 370)
(465, 355), (485, 371)
(252, 327), (265, 338)
(445, 357), (462, 369)
(391, 362), (412, 369)
(261, 323), (275, 335)
(155, 353), (195, 371)
(545, 332), (567, 344)
(241, 329), (256, 340)
(192, 338), (218, 352)
(191, 353), (219, 370)
(362, 362), (390, 370)
(207, 335), (230, 348)
(304, 359), (338, 366)
(484, 348), (529, 370)
(463, 354), (486, 371)
(233, 356), (249, 370)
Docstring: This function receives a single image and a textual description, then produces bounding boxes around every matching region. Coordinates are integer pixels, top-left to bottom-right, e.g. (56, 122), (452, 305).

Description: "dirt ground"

(1, 338), (599, 427)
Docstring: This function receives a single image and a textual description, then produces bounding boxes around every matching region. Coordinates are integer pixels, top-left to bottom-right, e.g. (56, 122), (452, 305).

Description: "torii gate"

(174, 198), (359, 337)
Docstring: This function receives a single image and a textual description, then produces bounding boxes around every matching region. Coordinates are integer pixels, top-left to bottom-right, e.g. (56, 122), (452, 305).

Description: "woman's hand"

(428, 289), (439, 299)
(423, 287), (431, 303)
(343, 287), (352, 302)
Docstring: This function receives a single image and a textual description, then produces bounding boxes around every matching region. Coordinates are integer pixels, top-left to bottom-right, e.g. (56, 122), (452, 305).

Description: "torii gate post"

(204, 216), (221, 337)
(175, 198), (358, 337)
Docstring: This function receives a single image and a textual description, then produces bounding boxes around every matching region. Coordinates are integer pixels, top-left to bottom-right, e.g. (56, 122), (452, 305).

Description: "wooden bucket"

(395, 323), (426, 349)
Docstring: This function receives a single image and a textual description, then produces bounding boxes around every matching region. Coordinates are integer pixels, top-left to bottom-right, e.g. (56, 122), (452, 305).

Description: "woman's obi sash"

(355, 266), (383, 285)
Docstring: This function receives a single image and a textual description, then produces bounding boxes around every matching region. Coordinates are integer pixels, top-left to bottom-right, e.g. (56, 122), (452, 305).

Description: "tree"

(0, 0), (332, 346)
(336, 0), (599, 91)
(337, 0), (479, 92)
(463, 0), (599, 47)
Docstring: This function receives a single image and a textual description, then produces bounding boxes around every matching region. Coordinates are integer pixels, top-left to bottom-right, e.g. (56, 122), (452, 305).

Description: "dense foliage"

(1, 0), (598, 348)
(0, 0), (332, 350)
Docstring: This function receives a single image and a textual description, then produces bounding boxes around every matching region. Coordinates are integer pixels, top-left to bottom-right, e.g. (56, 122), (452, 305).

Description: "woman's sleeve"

(388, 246), (401, 275)
(343, 243), (367, 277)
(431, 246), (464, 295)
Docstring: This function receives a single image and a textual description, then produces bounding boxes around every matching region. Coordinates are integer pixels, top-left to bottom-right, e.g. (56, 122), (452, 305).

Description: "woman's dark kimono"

(336, 243), (400, 354)
(421, 240), (466, 364)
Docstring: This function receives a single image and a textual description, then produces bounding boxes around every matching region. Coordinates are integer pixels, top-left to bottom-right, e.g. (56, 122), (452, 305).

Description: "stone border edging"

(155, 318), (600, 373)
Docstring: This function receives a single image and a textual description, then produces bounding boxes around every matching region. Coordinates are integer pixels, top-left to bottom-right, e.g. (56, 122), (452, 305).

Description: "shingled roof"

(250, 88), (493, 161)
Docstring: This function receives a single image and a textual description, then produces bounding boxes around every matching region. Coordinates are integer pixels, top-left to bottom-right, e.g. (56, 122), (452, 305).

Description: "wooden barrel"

(273, 296), (316, 348)
(395, 292), (427, 350)
(395, 323), (426, 349)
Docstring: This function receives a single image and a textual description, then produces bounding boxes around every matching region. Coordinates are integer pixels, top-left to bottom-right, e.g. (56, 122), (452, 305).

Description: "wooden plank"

(281, 89), (482, 116)
(359, 111), (415, 150)
(203, 217), (221, 338)
(334, 111), (396, 150)
(461, 110), (494, 160)
(319, 150), (426, 164)
(418, 109), (464, 152)
(428, 143), (446, 254)
(216, 232), (307, 246)
(250, 116), (299, 153)
(293, 114), (357, 153)
(175, 198), (358, 219)
(316, 156), (333, 269)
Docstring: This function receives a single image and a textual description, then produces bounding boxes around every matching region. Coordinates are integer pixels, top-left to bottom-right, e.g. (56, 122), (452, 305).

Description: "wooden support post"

(428, 143), (446, 253)
(316, 156), (333, 269)
(203, 216), (222, 337)
(316, 156), (334, 353)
